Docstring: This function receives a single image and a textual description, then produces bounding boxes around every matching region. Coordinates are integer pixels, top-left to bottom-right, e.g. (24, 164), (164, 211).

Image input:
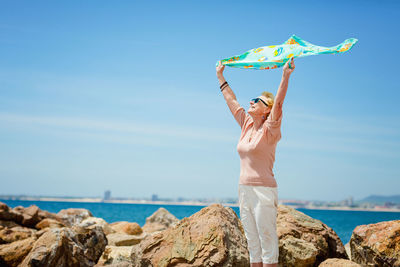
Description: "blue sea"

(2, 200), (400, 244)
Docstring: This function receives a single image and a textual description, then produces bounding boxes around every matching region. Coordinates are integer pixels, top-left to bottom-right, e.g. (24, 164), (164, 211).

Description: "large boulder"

(111, 221), (143, 235)
(0, 226), (37, 244)
(37, 208), (60, 221)
(2, 203), (62, 229)
(79, 217), (115, 235)
(0, 220), (19, 231)
(107, 233), (147, 246)
(0, 202), (23, 224)
(57, 208), (93, 226)
(350, 220), (400, 267)
(12, 205), (41, 228)
(0, 236), (36, 266)
(97, 245), (134, 266)
(279, 236), (319, 266)
(318, 258), (361, 266)
(35, 218), (66, 230)
(344, 242), (351, 260)
(20, 225), (107, 267)
(142, 207), (179, 233)
(277, 205), (348, 267)
(132, 204), (249, 267)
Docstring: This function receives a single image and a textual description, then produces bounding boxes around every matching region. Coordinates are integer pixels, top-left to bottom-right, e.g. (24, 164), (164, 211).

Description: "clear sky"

(1, 1), (399, 201)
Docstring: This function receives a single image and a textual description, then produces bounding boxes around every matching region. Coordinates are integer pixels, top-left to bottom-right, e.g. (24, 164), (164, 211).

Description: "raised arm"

(270, 58), (295, 121)
(216, 61), (246, 127)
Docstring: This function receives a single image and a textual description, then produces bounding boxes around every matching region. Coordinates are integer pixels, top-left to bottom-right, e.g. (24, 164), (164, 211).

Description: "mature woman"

(216, 58), (295, 267)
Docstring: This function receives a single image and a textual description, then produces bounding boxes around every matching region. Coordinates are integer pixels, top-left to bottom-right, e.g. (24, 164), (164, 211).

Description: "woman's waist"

(239, 176), (277, 188)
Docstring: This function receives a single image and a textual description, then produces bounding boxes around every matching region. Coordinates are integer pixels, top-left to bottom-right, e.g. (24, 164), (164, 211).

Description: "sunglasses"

(251, 98), (269, 107)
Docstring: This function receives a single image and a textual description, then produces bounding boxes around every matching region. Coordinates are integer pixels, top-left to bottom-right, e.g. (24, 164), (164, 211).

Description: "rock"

(16, 205), (40, 228)
(0, 236), (36, 266)
(20, 225), (107, 267)
(35, 228), (49, 239)
(57, 208), (93, 226)
(142, 207), (179, 233)
(0, 202), (23, 224)
(279, 236), (319, 266)
(97, 245), (134, 266)
(11, 206), (24, 213)
(35, 218), (66, 230)
(37, 209), (60, 221)
(0, 226), (36, 244)
(95, 262), (133, 267)
(107, 233), (146, 246)
(318, 258), (361, 266)
(79, 217), (115, 235)
(111, 221), (142, 235)
(350, 220), (400, 267)
(2, 203), (61, 228)
(277, 205), (348, 267)
(132, 204), (249, 267)
(344, 242), (351, 260)
(0, 220), (19, 231)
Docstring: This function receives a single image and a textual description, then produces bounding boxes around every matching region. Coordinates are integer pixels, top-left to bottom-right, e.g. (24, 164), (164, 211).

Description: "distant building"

(104, 190), (111, 201)
(151, 194), (159, 201)
(341, 196), (354, 207)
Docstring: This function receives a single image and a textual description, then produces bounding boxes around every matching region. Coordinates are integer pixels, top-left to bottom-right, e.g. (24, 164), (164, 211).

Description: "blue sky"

(1, 1), (399, 201)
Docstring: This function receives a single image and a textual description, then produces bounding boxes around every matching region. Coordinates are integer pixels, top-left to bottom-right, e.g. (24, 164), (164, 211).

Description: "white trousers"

(238, 184), (279, 264)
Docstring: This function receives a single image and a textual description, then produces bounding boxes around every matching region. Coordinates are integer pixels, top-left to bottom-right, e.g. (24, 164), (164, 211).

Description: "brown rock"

(37, 209), (60, 221)
(277, 205), (348, 267)
(0, 202), (23, 224)
(0, 226), (36, 244)
(0, 236), (36, 266)
(107, 233), (147, 246)
(2, 203), (61, 228)
(279, 236), (319, 266)
(132, 204), (249, 267)
(350, 220), (400, 267)
(79, 217), (115, 235)
(344, 242), (351, 260)
(0, 220), (19, 231)
(0, 203), (7, 211)
(20, 225), (107, 267)
(35, 228), (49, 239)
(35, 218), (66, 230)
(95, 262), (133, 267)
(318, 258), (362, 266)
(12, 206), (24, 214)
(18, 205), (40, 228)
(111, 222), (143, 235)
(57, 208), (93, 226)
(142, 207), (179, 233)
(97, 245), (134, 266)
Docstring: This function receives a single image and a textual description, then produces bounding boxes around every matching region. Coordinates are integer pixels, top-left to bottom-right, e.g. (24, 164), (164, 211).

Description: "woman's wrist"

(282, 72), (291, 79)
(217, 75), (226, 84)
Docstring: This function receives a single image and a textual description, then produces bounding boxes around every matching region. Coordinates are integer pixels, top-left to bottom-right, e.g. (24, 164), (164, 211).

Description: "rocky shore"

(0, 201), (399, 266)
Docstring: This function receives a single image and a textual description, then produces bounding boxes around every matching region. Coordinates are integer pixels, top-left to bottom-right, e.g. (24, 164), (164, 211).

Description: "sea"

(2, 200), (400, 244)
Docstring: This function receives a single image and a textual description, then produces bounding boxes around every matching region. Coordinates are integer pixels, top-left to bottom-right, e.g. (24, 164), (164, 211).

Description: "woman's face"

(248, 95), (271, 117)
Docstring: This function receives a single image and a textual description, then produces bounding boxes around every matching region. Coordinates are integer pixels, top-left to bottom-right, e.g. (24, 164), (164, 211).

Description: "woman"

(216, 58), (295, 267)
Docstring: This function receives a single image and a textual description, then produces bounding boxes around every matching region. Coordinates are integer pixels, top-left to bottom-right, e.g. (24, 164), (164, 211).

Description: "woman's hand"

(283, 57), (295, 77)
(216, 61), (225, 78)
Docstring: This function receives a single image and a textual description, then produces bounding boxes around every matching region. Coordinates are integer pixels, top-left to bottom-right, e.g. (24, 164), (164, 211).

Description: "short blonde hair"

(261, 91), (274, 107)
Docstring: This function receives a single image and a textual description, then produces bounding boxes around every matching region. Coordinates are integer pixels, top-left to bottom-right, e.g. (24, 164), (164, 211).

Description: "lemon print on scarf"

(274, 47), (283, 57)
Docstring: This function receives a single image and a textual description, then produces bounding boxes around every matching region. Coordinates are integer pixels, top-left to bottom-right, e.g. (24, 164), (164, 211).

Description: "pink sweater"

(232, 103), (282, 187)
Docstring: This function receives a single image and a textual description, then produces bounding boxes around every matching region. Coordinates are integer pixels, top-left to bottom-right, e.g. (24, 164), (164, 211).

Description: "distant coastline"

(2, 196), (400, 213)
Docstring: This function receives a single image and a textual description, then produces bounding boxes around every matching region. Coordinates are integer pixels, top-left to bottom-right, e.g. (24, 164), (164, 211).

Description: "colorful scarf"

(218, 35), (358, 70)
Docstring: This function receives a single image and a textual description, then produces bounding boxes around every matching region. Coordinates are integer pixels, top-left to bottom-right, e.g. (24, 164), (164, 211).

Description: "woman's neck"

(251, 114), (266, 130)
